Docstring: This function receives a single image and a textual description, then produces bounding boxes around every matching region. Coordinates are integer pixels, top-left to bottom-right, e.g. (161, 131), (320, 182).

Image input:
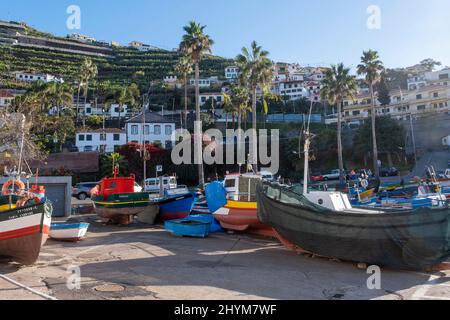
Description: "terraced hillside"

(0, 32), (233, 90)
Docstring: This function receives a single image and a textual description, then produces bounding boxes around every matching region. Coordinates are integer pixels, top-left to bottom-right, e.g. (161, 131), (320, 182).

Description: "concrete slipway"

(0, 215), (449, 300)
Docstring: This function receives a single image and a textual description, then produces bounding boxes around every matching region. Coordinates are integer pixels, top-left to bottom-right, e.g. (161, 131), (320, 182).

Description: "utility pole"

(142, 94), (148, 187)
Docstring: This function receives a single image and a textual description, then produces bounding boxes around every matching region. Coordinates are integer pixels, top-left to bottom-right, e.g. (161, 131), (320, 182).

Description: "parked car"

(72, 182), (99, 200)
(380, 167), (399, 177)
(322, 169), (341, 181)
(311, 175), (325, 182)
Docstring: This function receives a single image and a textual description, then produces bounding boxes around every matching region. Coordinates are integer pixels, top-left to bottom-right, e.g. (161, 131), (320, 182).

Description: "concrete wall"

(0, 176), (72, 217)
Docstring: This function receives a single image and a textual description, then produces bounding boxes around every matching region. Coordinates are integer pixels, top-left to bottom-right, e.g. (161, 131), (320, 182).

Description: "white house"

(129, 41), (158, 52)
(278, 80), (310, 101)
(15, 72), (64, 83)
(68, 33), (96, 43)
(80, 103), (130, 118)
(199, 93), (224, 106)
(76, 128), (126, 153)
(126, 111), (176, 149)
(0, 90), (15, 108)
(189, 76), (220, 88)
(225, 66), (240, 81)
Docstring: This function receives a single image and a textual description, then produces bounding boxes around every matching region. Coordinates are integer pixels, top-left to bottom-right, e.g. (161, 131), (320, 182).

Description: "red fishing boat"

(91, 167), (159, 225)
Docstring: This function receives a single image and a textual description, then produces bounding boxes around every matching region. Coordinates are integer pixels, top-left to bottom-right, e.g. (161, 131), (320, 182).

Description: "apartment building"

(326, 84), (450, 124)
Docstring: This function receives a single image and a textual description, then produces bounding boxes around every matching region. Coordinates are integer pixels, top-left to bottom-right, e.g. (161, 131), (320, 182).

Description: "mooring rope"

(0, 274), (58, 300)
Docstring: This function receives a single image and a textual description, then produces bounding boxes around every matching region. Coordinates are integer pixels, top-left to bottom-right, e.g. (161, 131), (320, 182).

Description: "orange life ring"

(16, 195), (41, 208)
(1, 180), (26, 196)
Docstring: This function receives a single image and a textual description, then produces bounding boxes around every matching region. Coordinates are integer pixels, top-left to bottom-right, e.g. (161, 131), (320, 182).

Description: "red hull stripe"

(0, 225), (50, 241)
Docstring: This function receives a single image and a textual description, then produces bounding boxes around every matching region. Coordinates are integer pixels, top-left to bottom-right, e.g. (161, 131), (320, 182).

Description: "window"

(144, 125), (150, 135)
(439, 74), (449, 80)
(165, 125), (172, 135)
(154, 125), (161, 135)
(113, 134), (120, 141)
(417, 105), (426, 111)
(416, 94), (422, 100)
(433, 92), (439, 98)
(100, 133), (106, 141)
(79, 134), (85, 141)
(86, 135), (92, 141)
(131, 125), (139, 135)
(86, 107), (92, 114)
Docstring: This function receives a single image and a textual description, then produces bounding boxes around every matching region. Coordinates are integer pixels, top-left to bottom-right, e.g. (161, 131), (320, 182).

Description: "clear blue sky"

(3, 0), (450, 69)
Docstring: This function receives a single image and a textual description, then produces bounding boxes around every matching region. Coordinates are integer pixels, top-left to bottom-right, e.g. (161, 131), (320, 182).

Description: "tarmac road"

(0, 215), (449, 301)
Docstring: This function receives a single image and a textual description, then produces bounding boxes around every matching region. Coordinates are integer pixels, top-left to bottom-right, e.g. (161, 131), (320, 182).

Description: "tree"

(353, 116), (405, 167)
(175, 55), (193, 129)
(357, 50), (384, 179)
(41, 82), (73, 116)
(320, 63), (358, 184)
(377, 74), (390, 106)
(179, 21), (214, 187)
(106, 83), (140, 128)
(236, 41), (273, 172)
(420, 58), (441, 72)
(227, 84), (251, 130)
(77, 58), (98, 127)
(100, 153), (128, 177)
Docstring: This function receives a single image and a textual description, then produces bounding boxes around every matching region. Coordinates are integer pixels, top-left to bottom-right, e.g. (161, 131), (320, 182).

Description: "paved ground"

(1, 215), (449, 300)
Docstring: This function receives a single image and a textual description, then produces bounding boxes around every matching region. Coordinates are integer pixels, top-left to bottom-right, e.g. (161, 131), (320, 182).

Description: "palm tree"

(179, 21), (214, 187)
(320, 63), (358, 184)
(236, 41), (273, 172)
(106, 83), (140, 128)
(175, 55), (193, 129)
(357, 50), (384, 179)
(42, 82), (73, 116)
(77, 58), (98, 127)
(229, 85), (250, 130)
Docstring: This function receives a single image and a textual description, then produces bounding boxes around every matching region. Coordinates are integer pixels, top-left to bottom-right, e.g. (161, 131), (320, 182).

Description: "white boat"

(50, 222), (89, 242)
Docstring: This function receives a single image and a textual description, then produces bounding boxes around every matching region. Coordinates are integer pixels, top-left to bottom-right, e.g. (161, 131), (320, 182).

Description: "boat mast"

(303, 94), (315, 195)
(17, 114), (26, 176)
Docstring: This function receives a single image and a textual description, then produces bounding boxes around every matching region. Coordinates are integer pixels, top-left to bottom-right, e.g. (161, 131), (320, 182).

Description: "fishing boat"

(50, 222), (90, 242)
(91, 167), (159, 225)
(157, 190), (197, 221)
(205, 173), (275, 237)
(257, 125), (450, 270)
(0, 175), (52, 265)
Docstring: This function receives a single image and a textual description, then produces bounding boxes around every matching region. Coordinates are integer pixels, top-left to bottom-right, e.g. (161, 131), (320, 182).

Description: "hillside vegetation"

(0, 43), (233, 90)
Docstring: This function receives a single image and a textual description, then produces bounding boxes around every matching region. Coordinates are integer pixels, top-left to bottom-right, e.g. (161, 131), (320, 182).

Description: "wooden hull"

(0, 202), (52, 265)
(158, 193), (196, 222)
(258, 183), (450, 270)
(213, 200), (275, 237)
(92, 193), (157, 225)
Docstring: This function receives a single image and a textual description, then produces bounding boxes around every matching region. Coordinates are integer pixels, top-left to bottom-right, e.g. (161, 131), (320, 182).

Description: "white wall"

(76, 132), (126, 153)
(126, 123), (176, 148)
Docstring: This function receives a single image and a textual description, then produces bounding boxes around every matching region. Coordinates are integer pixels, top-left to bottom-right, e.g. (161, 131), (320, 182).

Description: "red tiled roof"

(0, 90), (14, 98)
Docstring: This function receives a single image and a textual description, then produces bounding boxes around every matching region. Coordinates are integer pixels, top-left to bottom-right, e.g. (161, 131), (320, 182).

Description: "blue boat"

(188, 214), (224, 233)
(158, 192), (197, 221)
(165, 219), (211, 238)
